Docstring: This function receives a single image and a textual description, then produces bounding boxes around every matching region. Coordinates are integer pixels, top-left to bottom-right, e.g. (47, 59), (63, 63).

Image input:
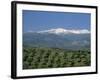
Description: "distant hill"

(23, 28), (90, 50)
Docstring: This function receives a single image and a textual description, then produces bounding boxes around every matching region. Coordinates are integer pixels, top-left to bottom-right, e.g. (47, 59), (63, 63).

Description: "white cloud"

(37, 28), (90, 34)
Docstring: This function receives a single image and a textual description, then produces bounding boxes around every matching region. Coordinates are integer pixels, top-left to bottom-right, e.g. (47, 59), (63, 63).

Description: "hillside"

(23, 30), (90, 50)
(23, 47), (91, 69)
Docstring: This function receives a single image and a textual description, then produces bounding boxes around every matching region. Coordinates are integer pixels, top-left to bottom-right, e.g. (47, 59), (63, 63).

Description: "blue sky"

(23, 10), (90, 32)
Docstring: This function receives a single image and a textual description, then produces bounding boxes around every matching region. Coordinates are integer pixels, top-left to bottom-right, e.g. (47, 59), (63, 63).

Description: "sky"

(23, 10), (91, 32)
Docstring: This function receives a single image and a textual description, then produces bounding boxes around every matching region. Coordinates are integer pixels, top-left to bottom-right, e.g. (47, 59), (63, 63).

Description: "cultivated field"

(23, 47), (91, 69)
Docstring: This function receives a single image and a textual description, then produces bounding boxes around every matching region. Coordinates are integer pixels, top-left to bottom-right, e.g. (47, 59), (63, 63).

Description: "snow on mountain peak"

(49, 28), (67, 34)
(37, 28), (90, 34)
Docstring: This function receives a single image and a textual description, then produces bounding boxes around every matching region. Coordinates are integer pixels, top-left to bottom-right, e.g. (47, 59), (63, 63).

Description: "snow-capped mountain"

(37, 28), (90, 35)
(23, 28), (90, 50)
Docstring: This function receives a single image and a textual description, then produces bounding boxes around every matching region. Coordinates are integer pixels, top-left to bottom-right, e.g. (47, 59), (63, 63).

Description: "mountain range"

(23, 28), (90, 50)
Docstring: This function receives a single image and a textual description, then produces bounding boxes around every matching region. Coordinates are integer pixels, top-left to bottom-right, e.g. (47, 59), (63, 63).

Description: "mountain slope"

(23, 28), (90, 50)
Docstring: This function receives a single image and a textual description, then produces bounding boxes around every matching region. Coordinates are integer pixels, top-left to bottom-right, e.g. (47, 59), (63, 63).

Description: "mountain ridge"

(23, 30), (90, 50)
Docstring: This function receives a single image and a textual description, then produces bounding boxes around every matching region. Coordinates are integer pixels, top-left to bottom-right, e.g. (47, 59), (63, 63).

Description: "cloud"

(37, 28), (90, 34)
